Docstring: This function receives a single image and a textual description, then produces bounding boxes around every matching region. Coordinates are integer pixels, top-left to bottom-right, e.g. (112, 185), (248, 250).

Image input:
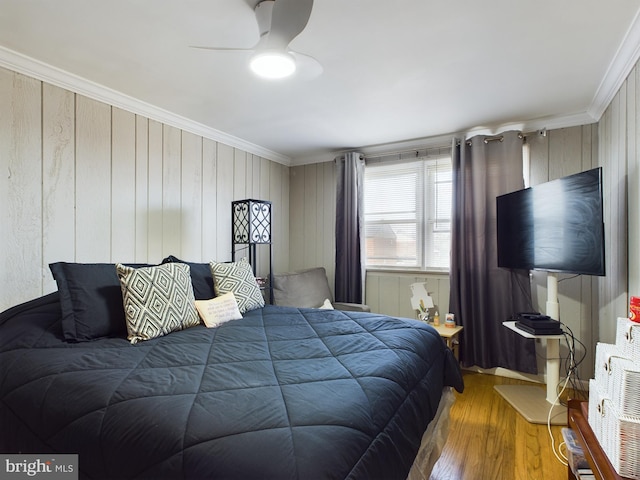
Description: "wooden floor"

(429, 372), (570, 480)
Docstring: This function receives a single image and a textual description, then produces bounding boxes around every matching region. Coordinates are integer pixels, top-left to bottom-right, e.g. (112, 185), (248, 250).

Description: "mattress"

(0, 292), (463, 479)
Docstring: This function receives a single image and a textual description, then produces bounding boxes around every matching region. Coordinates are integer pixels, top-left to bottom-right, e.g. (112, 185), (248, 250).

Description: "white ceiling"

(1, 0), (640, 165)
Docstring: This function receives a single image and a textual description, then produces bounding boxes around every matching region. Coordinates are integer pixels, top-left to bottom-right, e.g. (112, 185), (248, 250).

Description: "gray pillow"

(272, 267), (333, 308)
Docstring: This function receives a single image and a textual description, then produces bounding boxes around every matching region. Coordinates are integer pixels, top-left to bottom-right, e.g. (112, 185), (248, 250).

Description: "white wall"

(0, 66), (290, 311)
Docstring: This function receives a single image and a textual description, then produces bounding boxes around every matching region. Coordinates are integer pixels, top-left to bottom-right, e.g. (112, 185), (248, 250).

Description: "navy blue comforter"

(0, 293), (463, 480)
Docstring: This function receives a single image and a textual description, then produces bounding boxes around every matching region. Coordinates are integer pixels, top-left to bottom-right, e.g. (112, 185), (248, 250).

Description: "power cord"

(548, 372), (571, 466)
(547, 320), (588, 466)
(537, 278), (590, 466)
(558, 323), (588, 405)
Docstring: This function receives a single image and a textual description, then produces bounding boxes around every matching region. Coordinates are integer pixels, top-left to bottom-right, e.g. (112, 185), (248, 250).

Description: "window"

(364, 149), (452, 271)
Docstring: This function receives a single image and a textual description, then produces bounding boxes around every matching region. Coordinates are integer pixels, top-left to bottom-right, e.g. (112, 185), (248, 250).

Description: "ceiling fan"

(192, 0), (322, 80)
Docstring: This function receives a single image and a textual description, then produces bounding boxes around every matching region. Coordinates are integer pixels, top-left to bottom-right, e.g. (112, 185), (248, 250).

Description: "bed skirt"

(407, 387), (456, 480)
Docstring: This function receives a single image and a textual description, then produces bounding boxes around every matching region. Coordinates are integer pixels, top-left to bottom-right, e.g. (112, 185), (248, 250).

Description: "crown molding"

(463, 111), (598, 139)
(588, 8), (640, 120)
(0, 46), (291, 166)
(291, 134), (456, 166)
(290, 111), (598, 166)
(4, 20), (631, 170)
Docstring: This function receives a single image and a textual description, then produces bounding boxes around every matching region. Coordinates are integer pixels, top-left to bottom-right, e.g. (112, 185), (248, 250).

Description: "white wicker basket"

(588, 380), (640, 479)
(616, 317), (640, 361)
(588, 379), (603, 439)
(594, 342), (640, 417)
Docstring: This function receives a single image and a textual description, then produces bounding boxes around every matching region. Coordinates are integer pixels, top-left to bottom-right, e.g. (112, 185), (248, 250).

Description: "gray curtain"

(335, 152), (365, 303)
(449, 131), (537, 374)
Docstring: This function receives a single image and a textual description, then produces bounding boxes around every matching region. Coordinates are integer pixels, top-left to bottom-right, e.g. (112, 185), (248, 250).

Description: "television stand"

(494, 321), (566, 425)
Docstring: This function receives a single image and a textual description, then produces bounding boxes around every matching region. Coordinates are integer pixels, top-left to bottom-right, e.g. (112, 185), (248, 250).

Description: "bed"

(0, 260), (463, 480)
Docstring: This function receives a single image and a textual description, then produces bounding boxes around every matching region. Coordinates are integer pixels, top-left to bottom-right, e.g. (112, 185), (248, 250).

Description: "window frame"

(363, 148), (452, 273)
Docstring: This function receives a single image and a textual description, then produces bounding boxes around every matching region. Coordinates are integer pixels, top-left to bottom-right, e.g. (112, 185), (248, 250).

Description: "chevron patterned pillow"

(209, 259), (265, 313)
(116, 263), (200, 344)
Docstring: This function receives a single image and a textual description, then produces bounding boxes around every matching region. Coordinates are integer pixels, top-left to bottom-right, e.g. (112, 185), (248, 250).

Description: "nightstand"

(429, 323), (463, 360)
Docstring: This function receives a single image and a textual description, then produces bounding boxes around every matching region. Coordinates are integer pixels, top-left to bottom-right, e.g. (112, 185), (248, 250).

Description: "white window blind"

(364, 149), (452, 271)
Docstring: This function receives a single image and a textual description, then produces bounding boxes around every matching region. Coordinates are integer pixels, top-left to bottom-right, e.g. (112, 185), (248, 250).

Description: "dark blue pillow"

(50, 262), (151, 342)
(161, 256), (216, 300)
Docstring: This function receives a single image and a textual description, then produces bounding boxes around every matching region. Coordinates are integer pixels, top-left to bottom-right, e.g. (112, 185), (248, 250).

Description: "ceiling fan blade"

(266, 0), (314, 50)
(290, 51), (323, 80)
(188, 1), (322, 80)
(188, 2), (266, 53)
(189, 46), (254, 52)
(254, 1), (274, 38)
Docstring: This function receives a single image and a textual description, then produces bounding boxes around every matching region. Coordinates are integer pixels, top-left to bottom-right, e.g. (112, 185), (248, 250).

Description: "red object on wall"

(630, 296), (640, 323)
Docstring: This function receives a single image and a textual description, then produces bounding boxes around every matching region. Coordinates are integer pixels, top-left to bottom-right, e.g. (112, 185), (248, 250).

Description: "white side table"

(493, 321), (566, 425)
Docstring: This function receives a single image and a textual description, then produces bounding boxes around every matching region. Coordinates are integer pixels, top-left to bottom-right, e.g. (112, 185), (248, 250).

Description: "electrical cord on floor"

(547, 320), (585, 466)
(529, 314), (590, 466)
(548, 372), (571, 466)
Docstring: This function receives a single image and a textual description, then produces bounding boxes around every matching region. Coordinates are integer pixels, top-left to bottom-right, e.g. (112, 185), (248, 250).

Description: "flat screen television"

(496, 167), (605, 276)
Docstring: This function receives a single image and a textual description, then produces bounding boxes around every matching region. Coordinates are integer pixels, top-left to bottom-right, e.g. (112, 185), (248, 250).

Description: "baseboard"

(462, 365), (544, 384)
(462, 366), (590, 393)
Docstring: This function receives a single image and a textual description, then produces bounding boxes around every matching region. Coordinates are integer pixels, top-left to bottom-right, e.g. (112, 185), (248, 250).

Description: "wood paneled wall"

(598, 58), (638, 335)
(629, 65), (640, 299)
(366, 272), (450, 320)
(288, 161), (337, 280)
(0, 66), (290, 311)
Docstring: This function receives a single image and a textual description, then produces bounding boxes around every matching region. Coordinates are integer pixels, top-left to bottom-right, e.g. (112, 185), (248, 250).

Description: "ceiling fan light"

(250, 51), (296, 79)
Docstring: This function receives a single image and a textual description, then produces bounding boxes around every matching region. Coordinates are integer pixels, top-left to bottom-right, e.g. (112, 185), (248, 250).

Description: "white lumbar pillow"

(195, 292), (243, 328)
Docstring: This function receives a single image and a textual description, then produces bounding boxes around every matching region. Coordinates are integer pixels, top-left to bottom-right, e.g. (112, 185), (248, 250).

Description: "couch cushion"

(272, 267), (333, 308)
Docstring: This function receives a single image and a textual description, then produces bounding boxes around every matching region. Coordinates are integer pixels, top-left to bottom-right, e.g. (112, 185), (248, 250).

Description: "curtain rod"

(457, 131), (540, 147)
(362, 144), (452, 163)
(334, 153), (365, 162)
(342, 128), (547, 159)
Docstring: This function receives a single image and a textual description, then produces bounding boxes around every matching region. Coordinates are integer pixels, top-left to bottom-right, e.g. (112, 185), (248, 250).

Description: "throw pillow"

(50, 262), (151, 342)
(195, 292), (242, 328)
(319, 298), (334, 310)
(161, 255), (216, 300)
(209, 259), (265, 313)
(116, 263), (200, 344)
(272, 267), (333, 308)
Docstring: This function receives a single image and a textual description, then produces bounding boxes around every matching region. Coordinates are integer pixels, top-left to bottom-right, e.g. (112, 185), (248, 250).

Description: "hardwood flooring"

(429, 372), (570, 480)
